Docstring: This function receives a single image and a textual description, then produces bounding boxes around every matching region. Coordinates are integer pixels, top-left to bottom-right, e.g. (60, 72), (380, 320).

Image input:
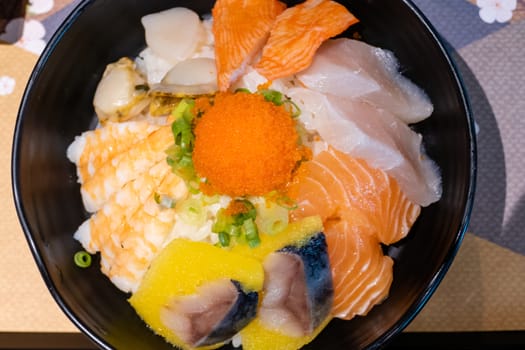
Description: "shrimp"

(67, 121), (161, 184)
(79, 125), (174, 213)
(74, 160), (188, 293)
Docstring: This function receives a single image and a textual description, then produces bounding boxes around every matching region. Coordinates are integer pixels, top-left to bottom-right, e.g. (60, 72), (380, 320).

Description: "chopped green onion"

(243, 218), (260, 248)
(167, 99), (201, 192)
(258, 89), (301, 118)
(202, 195), (221, 205)
(218, 232), (230, 247)
(74, 251), (92, 268)
(154, 193), (176, 209)
(255, 199), (289, 235)
(212, 208), (233, 234)
(212, 199), (262, 248)
(154, 192), (161, 204)
(260, 89), (284, 105)
(231, 199), (257, 224)
(235, 88), (252, 94)
(172, 98), (196, 123)
(283, 99), (301, 118)
(228, 224), (242, 237)
(176, 198), (206, 226)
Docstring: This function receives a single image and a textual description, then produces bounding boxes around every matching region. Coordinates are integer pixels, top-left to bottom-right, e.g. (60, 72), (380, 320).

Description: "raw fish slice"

(289, 147), (421, 246)
(212, 0), (286, 91)
(297, 38), (434, 123)
(287, 87), (441, 206)
(161, 279), (259, 347)
(341, 250), (393, 317)
(129, 239), (264, 349)
(325, 219), (393, 319)
(66, 121), (160, 183)
(237, 217), (333, 350)
(323, 148), (421, 244)
(259, 233), (333, 337)
(255, 0), (358, 81)
(80, 125), (174, 212)
(287, 149), (419, 319)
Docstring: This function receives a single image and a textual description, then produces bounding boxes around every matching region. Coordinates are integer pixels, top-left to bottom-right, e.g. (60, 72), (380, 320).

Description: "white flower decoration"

(477, 0), (517, 23)
(28, 0), (55, 15)
(0, 18), (46, 55)
(0, 76), (16, 96)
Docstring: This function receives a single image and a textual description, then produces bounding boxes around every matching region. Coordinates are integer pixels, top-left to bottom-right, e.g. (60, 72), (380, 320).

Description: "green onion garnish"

(231, 199), (257, 224)
(166, 98), (201, 190)
(212, 199), (261, 248)
(235, 87), (252, 94)
(74, 251), (92, 268)
(260, 89), (284, 105)
(218, 232), (230, 247)
(258, 89), (301, 117)
(243, 218), (260, 248)
(284, 99), (301, 118)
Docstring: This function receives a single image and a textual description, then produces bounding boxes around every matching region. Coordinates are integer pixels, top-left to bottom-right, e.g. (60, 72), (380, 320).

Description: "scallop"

(93, 57), (150, 123)
(157, 57), (218, 95)
(141, 7), (206, 65)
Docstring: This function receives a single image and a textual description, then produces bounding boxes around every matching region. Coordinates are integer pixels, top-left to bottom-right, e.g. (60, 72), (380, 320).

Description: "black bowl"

(12, 0), (476, 349)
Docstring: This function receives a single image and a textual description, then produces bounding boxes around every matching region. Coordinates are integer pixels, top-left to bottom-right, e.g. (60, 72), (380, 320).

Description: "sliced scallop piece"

(153, 57), (218, 95)
(161, 279), (258, 347)
(141, 7), (205, 64)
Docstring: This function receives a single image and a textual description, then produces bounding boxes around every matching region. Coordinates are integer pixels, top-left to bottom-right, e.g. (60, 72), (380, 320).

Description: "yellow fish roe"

(192, 92), (301, 197)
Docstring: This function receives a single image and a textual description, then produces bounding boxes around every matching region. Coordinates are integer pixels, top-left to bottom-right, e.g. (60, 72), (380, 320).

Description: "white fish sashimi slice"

(297, 38), (433, 124)
(141, 7), (206, 65)
(232, 66), (294, 93)
(287, 87), (441, 206)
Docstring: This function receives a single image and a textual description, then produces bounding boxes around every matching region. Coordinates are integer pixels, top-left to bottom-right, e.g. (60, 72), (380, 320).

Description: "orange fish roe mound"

(193, 92), (301, 197)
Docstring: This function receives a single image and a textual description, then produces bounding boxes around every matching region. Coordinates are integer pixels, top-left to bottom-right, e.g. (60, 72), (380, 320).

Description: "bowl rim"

(11, 0), (477, 349)
(370, 0), (477, 348)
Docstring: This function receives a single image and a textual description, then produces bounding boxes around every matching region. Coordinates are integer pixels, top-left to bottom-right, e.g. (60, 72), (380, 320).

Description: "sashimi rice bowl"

(13, 0), (475, 349)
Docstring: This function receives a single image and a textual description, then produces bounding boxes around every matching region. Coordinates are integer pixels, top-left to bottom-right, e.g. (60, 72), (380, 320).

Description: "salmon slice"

(325, 219), (393, 319)
(287, 147), (420, 319)
(289, 147), (421, 244)
(255, 0), (358, 81)
(212, 0), (286, 91)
